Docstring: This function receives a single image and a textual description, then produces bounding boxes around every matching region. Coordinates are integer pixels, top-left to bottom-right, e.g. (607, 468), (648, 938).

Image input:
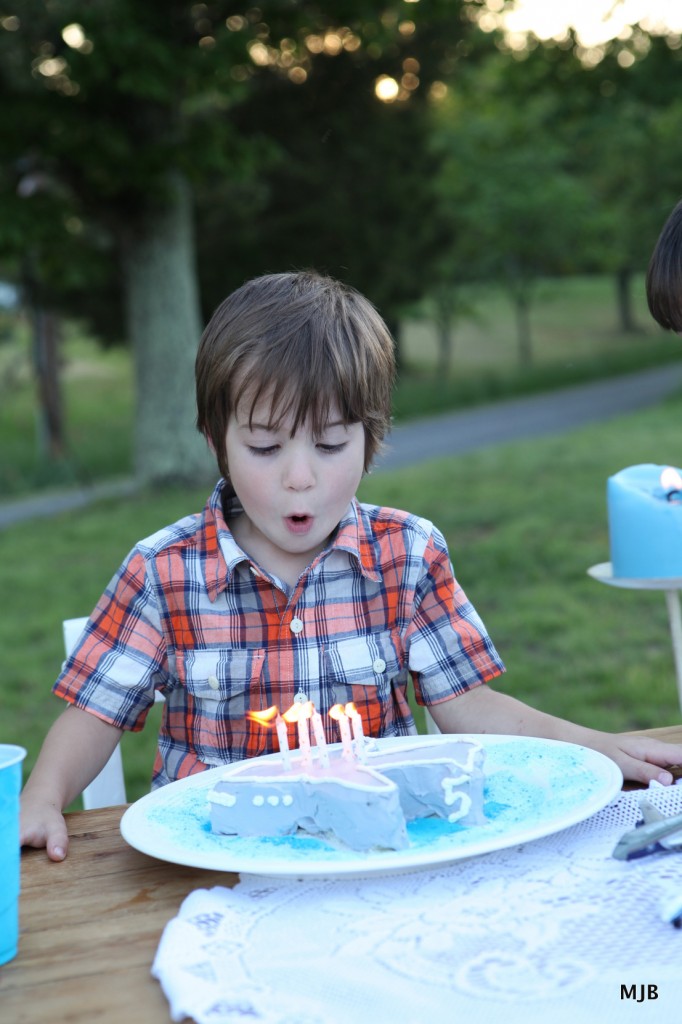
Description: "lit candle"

(329, 704), (354, 760)
(275, 712), (292, 771)
(310, 709), (330, 768)
(283, 700), (312, 767)
(247, 705), (292, 770)
(345, 702), (367, 762)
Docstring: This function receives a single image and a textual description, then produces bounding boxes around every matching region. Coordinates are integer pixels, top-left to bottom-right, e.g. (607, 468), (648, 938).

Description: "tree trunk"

(23, 251), (65, 461)
(32, 307), (65, 460)
(434, 293), (455, 379)
(121, 174), (214, 486)
(515, 291), (533, 367)
(615, 268), (638, 333)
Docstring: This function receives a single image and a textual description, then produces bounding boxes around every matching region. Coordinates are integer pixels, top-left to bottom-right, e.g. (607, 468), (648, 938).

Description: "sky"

(500, 0), (682, 45)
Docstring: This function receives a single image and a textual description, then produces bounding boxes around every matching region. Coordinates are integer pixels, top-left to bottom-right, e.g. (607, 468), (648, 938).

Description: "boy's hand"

(20, 798), (69, 861)
(598, 734), (682, 788)
(430, 686), (682, 786)
(17, 705), (124, 863)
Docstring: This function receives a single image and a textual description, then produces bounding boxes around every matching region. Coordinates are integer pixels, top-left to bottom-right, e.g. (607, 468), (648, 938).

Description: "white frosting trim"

(447, 793), (472, 823)
(208, 791), (237, 807)
(213, 766), (396, 793)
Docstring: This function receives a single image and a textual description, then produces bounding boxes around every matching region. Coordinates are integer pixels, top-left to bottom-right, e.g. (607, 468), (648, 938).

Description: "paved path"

(375, 362), (682, 471)
(2, 363), (682, 530)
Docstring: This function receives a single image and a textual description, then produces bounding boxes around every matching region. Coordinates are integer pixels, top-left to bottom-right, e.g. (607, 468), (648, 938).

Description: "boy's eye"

(317, 442), (347, 454)
(248, 445), (279, 456)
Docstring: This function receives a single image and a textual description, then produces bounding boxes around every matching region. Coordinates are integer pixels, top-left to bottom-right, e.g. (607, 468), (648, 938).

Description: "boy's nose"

(282, 452), (315, 490)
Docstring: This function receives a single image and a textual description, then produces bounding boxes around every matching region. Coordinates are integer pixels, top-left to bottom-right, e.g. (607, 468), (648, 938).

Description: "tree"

(477, 25), (682, 335)
(1, 1), (248, 483)
(0, 0), (477, 485)
(584, 33), (682, 331)
(430, 76), (593, 366)
(195, 49), (448, 340)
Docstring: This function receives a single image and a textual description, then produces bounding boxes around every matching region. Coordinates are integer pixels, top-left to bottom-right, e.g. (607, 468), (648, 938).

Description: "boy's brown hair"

(196, 271), (396, 480)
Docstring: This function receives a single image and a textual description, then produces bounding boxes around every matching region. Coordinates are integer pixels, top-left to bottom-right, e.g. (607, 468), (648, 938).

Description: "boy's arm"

(20, 704), (123, 862)
(429, 684), (682, 787)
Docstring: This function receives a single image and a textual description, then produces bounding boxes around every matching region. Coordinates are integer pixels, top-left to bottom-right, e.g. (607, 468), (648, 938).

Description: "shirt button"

(373, 658), (386, 674)
(249, 565), (261, 577)
(207, 674), (220, 690)
(289, 617), (304, 635)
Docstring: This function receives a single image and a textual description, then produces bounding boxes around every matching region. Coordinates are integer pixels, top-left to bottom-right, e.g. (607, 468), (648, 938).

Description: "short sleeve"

(53, 548), (168, 731)
(404, 528), (505, 705)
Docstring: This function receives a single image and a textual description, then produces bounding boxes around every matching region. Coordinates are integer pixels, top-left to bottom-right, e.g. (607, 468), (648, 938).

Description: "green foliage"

(0, 2), (472, 312)
(409, 25), (682, 360)
(4, 4), (682, 352)
(5, 6), (682, 484)
(197, 53), (448, 322)
(486, 32), (682, 273)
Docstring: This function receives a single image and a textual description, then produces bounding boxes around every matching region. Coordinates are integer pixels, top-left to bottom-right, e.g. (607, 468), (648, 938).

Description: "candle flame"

(328, 703), (348, 721)
(247, 705), (279, 726)
(661, 467), (682, 492)
(345, 701), (359, 716)
(282, 700), (314, 723)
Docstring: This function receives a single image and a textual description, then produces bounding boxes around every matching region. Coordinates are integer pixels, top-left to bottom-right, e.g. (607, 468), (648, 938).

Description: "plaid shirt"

(55, 480), (504, 787)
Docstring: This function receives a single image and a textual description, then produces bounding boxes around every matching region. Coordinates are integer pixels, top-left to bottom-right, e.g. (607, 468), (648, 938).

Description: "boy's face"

(224, 393), (365, 582)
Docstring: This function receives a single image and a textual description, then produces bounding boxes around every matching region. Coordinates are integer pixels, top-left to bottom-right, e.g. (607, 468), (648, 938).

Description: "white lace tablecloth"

(153, 784), (682, 1024)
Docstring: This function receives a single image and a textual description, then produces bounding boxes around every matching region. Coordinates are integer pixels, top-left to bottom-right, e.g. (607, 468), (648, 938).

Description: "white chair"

(424, 708), (441, 735)
(63, 616), (128, 809)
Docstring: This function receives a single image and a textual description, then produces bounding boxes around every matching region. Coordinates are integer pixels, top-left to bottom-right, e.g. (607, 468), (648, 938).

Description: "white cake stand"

(587, 562), (682, 714)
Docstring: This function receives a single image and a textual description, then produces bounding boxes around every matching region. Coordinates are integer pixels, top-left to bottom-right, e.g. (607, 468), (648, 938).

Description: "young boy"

(21, 270), (682, 861)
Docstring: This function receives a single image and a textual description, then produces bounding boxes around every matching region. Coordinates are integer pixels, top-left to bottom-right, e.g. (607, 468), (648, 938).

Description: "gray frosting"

(208, 739), (485, 851)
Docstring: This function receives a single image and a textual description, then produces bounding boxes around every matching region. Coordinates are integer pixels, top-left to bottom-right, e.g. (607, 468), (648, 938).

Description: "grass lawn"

(394, 275), (682, 419)
(0, 327), (133, 495)
(2, 389), (682, 802)
(401, 275), (657, 371)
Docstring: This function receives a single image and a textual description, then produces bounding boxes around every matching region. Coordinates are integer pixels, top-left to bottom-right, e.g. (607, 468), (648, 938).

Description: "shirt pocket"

(181, 648), (267, 763)
(324, 630), (404, 736)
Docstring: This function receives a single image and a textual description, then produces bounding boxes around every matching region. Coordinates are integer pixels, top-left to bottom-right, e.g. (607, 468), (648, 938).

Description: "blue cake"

(607, 464), (682, 579)
(207, 738), (485, 851)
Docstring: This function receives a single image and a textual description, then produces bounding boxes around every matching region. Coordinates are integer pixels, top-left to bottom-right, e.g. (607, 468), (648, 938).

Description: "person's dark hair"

(196, 271), (396, 480)
(647, 199), (682, 332)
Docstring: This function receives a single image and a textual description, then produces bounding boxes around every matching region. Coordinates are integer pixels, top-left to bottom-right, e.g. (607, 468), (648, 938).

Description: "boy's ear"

(204, 433), (216, 454)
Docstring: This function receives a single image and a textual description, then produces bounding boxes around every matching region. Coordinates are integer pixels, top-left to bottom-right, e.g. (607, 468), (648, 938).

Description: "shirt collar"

(202, 480), (251, 601)
(202, 482), (381, 601)
(332, 499), (382, 583)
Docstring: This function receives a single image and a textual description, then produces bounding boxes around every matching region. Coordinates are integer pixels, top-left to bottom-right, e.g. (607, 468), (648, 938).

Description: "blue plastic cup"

(0, 745), (27, 967)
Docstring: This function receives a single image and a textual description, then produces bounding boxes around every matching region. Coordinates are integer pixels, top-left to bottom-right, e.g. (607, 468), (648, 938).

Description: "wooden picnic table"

(2, 724), (681, 1023)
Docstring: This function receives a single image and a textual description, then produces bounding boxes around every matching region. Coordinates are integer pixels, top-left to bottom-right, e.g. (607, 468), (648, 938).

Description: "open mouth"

(285, 514), (313, 533)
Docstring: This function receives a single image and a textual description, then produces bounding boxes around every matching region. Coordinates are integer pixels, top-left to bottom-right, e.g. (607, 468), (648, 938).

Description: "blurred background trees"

(1, 1), (682, 487)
